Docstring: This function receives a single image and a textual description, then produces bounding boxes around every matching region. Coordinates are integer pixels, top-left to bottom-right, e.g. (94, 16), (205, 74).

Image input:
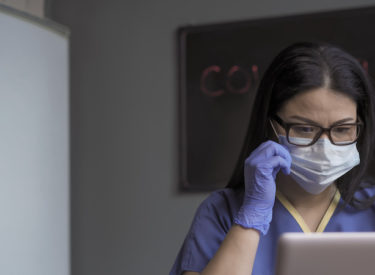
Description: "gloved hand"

(234, 140), (291, 235)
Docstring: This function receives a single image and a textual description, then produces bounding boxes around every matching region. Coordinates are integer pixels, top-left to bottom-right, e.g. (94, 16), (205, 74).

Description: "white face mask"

(278, 135), (360, 194)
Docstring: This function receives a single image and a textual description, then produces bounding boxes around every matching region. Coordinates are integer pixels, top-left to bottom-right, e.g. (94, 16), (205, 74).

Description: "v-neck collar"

(276, 189), (341, 233)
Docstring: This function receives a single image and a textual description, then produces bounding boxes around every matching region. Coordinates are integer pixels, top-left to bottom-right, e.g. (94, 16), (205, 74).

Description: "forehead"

(279, 88), (357, 123)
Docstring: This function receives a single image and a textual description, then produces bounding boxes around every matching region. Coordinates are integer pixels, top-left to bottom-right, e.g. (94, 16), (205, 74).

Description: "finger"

(264, 155), (291, 175)
(253, 141), (292, 165)
(264, 142), (291, 163)
(272, 166), (280, 179)
(250, 140), (275, 157)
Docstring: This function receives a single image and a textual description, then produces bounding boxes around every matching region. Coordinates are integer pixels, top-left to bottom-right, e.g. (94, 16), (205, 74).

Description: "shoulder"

(197, 188), (243, 213)
(348, 180), (375, 210)
(169, 188), (244, 274)
(353, 181), (375, 200)
(194, 188), (243, 223)
(190, 188), (243, 234)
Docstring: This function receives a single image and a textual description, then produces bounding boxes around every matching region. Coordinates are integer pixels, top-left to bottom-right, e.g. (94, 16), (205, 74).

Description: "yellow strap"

(276, 190), (311, 233)
(316, 190), (341, 232)
(276, 189), (341, 233)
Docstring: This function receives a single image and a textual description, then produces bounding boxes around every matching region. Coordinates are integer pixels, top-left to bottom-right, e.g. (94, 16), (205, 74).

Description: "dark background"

(180, 8), (374, 190)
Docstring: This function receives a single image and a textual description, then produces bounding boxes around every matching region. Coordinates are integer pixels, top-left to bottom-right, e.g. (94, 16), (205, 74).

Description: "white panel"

(0, 8), (69, 275)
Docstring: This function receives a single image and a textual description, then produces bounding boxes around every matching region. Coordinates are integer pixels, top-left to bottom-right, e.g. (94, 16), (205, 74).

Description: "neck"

(276, 173), (337, 209)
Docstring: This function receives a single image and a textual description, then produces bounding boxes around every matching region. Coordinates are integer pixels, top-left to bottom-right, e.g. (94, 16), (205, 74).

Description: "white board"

(0, 5), (69, 275)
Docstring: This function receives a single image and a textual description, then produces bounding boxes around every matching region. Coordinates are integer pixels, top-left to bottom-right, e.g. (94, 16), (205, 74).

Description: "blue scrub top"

(170, 186), (375, 275)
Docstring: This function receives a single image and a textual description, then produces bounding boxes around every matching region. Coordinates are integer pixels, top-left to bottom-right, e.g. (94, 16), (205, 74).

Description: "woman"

(170, 42), (375, 275)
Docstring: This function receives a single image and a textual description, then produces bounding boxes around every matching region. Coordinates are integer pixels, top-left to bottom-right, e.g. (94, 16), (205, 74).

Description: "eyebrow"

(288, 115), (356, 125)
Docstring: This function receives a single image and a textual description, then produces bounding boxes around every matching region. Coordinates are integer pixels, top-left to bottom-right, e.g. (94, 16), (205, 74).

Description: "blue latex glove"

(234, 140), (292, 235)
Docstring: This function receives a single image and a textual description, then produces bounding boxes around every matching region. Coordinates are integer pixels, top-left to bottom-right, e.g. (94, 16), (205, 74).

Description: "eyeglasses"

(271, 114), (363, 146)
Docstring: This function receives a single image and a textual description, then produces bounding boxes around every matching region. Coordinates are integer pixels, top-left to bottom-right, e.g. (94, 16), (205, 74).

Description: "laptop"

(276, 232), (375, 275)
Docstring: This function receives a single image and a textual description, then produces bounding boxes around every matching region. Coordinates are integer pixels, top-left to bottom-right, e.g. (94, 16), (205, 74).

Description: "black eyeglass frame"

(271, 114), (363, 146)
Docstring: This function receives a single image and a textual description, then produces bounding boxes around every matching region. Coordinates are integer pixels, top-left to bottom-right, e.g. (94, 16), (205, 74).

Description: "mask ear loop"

(269, 119), (280, 141)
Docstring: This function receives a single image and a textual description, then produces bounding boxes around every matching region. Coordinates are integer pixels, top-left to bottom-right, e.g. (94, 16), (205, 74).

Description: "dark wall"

(49, 0), (375, 274)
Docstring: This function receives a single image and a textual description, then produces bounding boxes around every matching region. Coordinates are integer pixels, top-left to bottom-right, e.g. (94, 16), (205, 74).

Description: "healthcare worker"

(170, 42), (375, 275)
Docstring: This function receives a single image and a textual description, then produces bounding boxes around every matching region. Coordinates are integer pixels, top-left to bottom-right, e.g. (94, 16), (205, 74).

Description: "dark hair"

(227, 41), (375, 209)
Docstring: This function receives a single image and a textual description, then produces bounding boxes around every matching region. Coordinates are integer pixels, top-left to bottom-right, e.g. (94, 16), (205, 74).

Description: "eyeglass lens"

(288, 124), (359, 145)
